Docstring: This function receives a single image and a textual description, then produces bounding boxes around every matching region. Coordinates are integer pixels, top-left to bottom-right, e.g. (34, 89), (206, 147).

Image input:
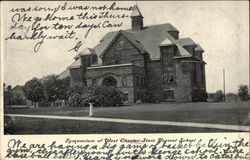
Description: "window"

(201, 64), (204, 84)
(92, 79), (97, 86)
(122, 76), (127, 86)
(193, 63), (197, 84)
(140, 77), (143, 87)
(137, 91), (140, 99)
(116, 41), (125, 50)
(123, 92), (128, 102)
(136, 76), (139, 86)
(163, 90), (174, 100)
(163, 72), (175, 83)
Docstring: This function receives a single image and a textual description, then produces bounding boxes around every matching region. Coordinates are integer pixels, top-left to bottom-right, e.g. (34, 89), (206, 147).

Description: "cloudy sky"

(2, 1), (249, 93)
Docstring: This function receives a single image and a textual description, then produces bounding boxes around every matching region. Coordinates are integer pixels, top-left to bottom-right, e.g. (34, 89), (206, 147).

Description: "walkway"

(5, 114), (250, 132)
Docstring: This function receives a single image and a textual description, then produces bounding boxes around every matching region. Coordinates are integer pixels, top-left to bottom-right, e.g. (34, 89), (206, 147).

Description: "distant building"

(67, 5), (207, 103)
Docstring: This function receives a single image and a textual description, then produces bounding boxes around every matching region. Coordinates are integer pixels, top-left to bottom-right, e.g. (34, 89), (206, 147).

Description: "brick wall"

(69, 68), (83, 87)
(86, 65), (135, 103)
(147, 60), (163, 99)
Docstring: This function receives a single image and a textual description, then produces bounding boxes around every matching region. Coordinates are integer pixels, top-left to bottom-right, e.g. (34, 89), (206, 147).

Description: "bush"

(144, 91), (159, 103)
(238, 85), (249, 102)
(69, 86), (123, 107)
(192, 89), (208, 102)
(214, 90), (224, 102)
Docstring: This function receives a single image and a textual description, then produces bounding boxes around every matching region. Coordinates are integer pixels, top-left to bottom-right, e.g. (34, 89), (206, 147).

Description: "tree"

(23, 78), (44, 107)
(57, 77), (70, 100)
(42, 75), (71, 105)
(42, 74), (60, 104)
(214, 90), (224, 102)
(238, 85), (249, 101)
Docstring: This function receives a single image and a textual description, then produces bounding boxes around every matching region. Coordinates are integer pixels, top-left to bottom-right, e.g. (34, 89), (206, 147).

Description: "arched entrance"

(102, 76), (117, 87)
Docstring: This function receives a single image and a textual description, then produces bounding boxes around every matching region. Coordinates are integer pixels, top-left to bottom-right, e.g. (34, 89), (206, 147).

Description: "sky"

(2, 1), (249, 93)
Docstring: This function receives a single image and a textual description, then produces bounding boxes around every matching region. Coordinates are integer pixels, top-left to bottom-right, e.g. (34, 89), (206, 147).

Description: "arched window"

(102, 76), (117, 87)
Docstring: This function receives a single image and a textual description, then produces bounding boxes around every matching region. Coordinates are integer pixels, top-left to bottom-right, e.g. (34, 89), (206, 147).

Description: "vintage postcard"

(0, 1), (249, 159)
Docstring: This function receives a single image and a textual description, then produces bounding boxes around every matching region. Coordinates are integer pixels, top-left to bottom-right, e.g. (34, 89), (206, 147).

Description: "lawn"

(4, 101), (250, 134)
(4, 116), (235, 134)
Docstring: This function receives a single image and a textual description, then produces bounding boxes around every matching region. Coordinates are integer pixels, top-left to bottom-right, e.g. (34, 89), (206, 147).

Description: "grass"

(4, 116), (235, 134)
(4, 101), (250, 134)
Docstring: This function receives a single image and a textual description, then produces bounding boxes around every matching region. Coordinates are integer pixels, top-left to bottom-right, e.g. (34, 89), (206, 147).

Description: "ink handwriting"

(4, 137), (250, 160)
(5, 2), (133, 53)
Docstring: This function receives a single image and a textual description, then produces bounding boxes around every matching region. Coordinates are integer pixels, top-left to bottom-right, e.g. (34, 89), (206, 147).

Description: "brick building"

(68, 5), (207, 103)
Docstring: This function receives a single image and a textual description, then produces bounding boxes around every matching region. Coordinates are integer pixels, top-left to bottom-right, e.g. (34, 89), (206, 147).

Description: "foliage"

(69, 86), (123, 107)
(214, 90), (224, 102)
(192, 90), (208, 102)
(238, 85), (249, 102)
(225, 93), (239, 102)
(41, 75), (70, 104)
(144, 91), (159, 103)
(4, 117), (17, 134)
(23, 78), (45, 104)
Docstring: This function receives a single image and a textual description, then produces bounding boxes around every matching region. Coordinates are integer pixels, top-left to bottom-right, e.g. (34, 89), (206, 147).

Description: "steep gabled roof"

(195, 44), (204, 52)
(74, 48), (96, 60)
(159, 38), (173, 46)
(99, 30), (146, 58)
(95, 23), (179, 59)
(93, 22), (204, 60)
(131, 4), (143, 17)
(58, 69), (70, 79)
(175, 38), (196, 46)
(68, 58), (81, 69)
(164, 32), (193, 57)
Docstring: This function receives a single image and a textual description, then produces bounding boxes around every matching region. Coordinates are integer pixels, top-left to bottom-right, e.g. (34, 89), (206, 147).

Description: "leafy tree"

(23, 78), (44, 107)
(42, 74), (60, 104)
(57, 77), (70, 100)
(238, 85), (249, 101)
(214, 90), (224, 102)
(42, 75), (71, 105)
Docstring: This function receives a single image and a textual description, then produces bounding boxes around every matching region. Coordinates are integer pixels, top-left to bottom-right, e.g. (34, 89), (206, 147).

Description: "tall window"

(193, 63), (197, 84)
(123, 92), (128, 102)
(140, 77), (144, 87)
(122, 76), (127, 86)
(92, 79), (97, 86)
(201, 64), (204, 84)
(136, 76), (139, 86)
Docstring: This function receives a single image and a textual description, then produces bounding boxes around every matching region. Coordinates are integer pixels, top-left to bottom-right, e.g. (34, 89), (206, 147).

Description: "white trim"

(87, 63), (141, 69)
(68, 65), (81, 69)
(181, 61), (203, 63)
(173, 56), (192, 59)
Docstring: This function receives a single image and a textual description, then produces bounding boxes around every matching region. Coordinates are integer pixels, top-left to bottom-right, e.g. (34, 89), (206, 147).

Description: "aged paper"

(1, 1), (249, 160)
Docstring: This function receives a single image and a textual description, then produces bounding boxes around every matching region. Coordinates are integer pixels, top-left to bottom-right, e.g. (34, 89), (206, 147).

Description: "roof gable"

(68, 58), (81, 69)
(176, 38), (196, 46)
(74, 48), (96, 60)
(195, 44), (204, 52)
(99, 30), (146, 58)
(94, 23), (203, 59)
(131, 5), (143, 17)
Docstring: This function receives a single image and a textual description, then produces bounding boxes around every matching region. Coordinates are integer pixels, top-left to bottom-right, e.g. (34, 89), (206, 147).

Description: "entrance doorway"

(102, 76), (117, 87)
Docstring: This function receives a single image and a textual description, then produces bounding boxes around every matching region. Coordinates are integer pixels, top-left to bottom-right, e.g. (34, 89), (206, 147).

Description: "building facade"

(68, 5), (207, 103)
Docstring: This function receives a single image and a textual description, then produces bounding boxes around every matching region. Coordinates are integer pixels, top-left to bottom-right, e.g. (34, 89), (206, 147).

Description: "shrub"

(214, 90), (224, 102)
(238, 85), (249, 102)
(144, 91), (159, 103)
(192, 90), (208, 102)
(69, 86), (123, 107)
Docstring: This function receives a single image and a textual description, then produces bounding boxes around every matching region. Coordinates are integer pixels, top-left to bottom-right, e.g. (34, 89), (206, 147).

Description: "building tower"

(131, 4), (144, 31)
